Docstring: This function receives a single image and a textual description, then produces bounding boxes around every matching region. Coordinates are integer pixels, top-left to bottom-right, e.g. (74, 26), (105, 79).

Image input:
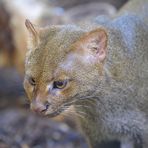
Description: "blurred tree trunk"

(0, 1), (16, 67)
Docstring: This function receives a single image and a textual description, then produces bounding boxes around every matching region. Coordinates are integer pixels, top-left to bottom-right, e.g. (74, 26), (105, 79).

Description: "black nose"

(41, 102), (50, 112)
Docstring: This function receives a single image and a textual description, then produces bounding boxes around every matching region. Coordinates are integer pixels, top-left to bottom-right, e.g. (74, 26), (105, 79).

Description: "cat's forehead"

(25, 25), (85, 80)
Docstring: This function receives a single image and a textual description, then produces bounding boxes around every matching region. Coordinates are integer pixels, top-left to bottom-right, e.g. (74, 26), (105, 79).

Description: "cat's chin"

(45, 111), (62, 118)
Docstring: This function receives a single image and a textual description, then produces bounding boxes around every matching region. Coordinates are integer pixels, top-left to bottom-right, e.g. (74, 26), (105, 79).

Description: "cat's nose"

(31, 101), (50, 114)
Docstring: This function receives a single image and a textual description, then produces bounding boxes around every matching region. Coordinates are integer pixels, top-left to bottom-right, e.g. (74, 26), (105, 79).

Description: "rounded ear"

(25, 19), (40, 49)
(76, 28), (108, 63)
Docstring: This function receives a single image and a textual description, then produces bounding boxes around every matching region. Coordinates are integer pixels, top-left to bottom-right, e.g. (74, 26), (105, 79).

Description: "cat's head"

(24, 20), (108, 117)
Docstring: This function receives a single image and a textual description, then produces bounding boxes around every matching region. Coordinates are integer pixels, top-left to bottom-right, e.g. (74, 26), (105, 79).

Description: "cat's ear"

(25, 19), (41, 49)
(76, 29), (108, 63)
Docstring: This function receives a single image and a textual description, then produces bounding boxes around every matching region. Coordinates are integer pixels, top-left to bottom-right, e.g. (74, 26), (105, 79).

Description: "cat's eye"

(28, 77), (36, 86)
(53, 80), (67, 89)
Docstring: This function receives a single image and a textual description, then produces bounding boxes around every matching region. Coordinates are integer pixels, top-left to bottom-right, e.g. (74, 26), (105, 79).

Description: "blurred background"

(0, 0), (128, 148)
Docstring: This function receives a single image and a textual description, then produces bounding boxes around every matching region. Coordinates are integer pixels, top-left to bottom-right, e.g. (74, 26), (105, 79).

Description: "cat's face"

(24, 20), (107, 117)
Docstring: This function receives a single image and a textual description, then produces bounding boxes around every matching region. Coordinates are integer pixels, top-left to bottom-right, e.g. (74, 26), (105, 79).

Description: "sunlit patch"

(60, 53), (92, 73)
(60, 53), (76, 71)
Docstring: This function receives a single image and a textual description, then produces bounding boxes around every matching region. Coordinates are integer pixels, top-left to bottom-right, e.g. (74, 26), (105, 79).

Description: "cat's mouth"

(42, 99), (77, 117)
(44, 105), (70, 118)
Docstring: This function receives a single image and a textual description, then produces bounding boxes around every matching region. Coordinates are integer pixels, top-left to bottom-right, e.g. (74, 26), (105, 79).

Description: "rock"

(0, 109), (87, 148)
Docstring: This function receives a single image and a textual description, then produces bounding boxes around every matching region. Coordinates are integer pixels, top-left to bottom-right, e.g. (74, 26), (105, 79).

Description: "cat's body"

(24, 0), (148, 148)
(78, 2), (148, 147)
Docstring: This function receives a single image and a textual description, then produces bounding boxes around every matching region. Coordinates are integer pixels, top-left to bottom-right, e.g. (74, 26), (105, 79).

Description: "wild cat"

(24, 0), (148, 147)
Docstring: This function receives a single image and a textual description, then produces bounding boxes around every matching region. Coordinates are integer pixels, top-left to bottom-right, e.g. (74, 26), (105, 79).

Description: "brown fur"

(24, 0), (148, 147)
